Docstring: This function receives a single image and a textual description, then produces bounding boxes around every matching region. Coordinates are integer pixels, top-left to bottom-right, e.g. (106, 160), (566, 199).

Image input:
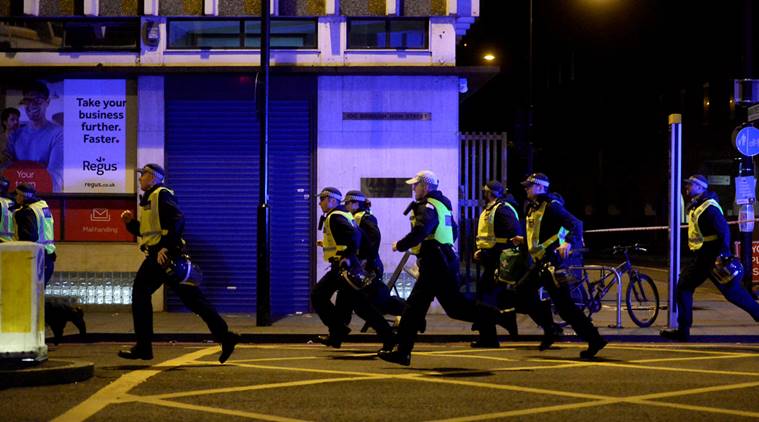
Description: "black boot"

(219, 332), (241, 363)
(660, 328), (689, 341)
(118, 344), (154, 360)
(580, 338), (608, 359)
(69, 306), (86, 338)
(377, 347), (411, 366)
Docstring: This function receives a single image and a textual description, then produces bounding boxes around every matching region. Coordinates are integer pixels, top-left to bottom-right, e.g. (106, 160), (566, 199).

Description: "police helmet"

(711, 255), (743, 285)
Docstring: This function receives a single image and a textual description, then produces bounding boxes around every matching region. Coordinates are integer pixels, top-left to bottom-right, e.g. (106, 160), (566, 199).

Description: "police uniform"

(334, 191), (406, 328)
(473, 183), (555, 347)
(14, 183), (85, 344)
(312, 188), (394, 349)
(120, 164), (239, 362)
(519, 173), (606, 358)
(379, 171), (503, 365)
(662, 175), (759, 341)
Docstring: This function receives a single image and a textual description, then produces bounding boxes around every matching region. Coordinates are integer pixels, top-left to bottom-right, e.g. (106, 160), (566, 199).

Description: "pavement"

(56, 274), (759, 345)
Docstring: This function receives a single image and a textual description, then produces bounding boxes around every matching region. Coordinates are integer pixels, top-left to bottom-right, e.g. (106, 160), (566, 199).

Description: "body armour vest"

(322, 210), (356, 262)
(139, 187), (173, 249)
(525, 200), (567, 260)
(688, 198), (722, 251)
(25, 200), (55, 254)
(476, 201), (518, 249)
(410, 197), (454, 255)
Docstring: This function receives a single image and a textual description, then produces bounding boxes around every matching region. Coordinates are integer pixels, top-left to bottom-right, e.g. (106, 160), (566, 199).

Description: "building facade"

(0, 0), (479, 315)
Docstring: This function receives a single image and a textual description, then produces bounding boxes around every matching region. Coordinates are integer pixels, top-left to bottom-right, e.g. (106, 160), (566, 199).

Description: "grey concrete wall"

(39, 0), (76, 16)
(279, 0), (325, 16)
(404, 0), (446, 16)
(219, 0), (261, 16)
(341, 0), (384, 16)
(99, 0), (141, 16)
(159, 0), (203, 15)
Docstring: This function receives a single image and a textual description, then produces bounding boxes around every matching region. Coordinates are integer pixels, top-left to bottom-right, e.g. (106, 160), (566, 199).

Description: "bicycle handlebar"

(612, 243), (647, 254)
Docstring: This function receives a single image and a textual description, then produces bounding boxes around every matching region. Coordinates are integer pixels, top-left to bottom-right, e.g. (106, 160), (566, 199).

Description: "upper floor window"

(0, 17), (140, 52)
(347, 18), (428, 50)
(167, 18), (317, 49)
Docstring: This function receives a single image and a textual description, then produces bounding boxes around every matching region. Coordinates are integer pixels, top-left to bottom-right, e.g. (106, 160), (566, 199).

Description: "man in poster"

(9, 81), (63, 192)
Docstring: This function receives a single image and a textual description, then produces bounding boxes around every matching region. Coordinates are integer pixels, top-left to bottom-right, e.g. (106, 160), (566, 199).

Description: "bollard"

(0, 241), (47, 362)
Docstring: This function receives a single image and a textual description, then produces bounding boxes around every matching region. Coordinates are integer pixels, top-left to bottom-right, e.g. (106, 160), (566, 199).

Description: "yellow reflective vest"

(410, 197), (454, 255)
(525, 200), (567, 260)
(20, 199), (56, 255)
(687, 198), (722, 251)
(476, 201), (518, 249)
(322, 209), (356, 262)
(354, 210), (369, 227)
(139, 186), (173, 249)
(0, 197), (15, 242)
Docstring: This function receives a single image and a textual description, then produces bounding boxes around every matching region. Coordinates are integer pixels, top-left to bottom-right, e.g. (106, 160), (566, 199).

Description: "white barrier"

(0, 241), (47, 362)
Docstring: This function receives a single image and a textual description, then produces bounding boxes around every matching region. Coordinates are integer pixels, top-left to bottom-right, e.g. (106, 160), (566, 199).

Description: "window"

(347, 18), (427, 49)
(167, 18), (317, 49)
(0, 17), (140, 51)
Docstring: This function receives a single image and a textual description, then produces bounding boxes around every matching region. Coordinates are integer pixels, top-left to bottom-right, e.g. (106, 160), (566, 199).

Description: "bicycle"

(553, 244), (660, 328)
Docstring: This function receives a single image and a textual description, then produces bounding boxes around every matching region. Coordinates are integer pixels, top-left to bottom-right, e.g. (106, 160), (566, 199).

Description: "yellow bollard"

(0, 241), (47, 362)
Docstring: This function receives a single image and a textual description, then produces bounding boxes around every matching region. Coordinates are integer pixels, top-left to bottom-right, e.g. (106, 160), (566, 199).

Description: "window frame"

(166, 17), (319, 50)
(0, 16), (141, 52)
(346, 17), (429, 50)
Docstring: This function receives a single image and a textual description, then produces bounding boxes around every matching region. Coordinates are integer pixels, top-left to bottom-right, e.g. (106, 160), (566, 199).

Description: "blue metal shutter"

(165, 98), (259, 312)
(164, 76), (314, 316)
(270, 99), (314, 316)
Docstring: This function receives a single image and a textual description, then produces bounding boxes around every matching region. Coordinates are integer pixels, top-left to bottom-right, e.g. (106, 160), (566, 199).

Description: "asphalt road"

(4, 341), (759, 421)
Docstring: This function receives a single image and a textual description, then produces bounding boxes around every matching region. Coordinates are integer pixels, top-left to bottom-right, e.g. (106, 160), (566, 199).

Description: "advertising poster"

(63, 79), (127, 193)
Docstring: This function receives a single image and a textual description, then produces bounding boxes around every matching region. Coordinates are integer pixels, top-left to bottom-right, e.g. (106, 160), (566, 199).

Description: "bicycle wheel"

(625, 273), (660, 327)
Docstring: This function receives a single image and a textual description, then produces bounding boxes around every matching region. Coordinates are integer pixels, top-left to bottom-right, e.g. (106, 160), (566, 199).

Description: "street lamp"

(483, 53), (496, 62)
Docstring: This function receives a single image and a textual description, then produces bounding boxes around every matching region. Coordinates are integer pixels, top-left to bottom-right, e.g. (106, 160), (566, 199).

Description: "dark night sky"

(458, 1), (757, 233)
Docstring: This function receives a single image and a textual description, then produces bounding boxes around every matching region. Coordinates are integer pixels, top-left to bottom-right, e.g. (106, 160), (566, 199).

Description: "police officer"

(378, 170), (506, 366)
(0, 177), (14, 241)
(119, 164), (240, 362)
(472, 180), (556, 348)
(334, 191), (406, 327)
(312, 187), (394, 350)
(513, 173), (607, 359)
(661, 174), (759, 341)
(14, 183), (85, 344)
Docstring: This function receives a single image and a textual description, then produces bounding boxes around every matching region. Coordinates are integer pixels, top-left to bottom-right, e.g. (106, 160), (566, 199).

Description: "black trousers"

(43, 253), (77, 330)
(311, 267), (394, 342)
(475, 257), (554, 341)
(676, 254), (759, 332)
(518, 262), (603, 344)
(395, 245), (500, 354)
(132, 256), (229, 349)
(335, 276), (407, 327)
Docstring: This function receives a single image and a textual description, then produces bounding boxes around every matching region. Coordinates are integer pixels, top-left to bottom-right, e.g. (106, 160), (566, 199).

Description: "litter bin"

(0, 241), (47, 362)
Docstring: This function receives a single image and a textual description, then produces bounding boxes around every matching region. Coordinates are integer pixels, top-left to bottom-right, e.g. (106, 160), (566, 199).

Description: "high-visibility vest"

(476, 201), (518, 249)
(139, 186), (173, 249)
(322, 209), (356, 262)
(687, 198), (722, 251)
(0, 197), (14, 241)
(525, 200), (567, 260)
(410, 197), (454, 255)
(354, 210), (370, 227)
(23, 199), (56, 255)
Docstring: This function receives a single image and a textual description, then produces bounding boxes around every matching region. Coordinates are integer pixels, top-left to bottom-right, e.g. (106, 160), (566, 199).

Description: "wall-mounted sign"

(361, 178), (412, 198)
(343, 112), (432, 121)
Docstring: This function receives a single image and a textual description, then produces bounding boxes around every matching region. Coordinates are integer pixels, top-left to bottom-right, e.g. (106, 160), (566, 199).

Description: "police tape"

(584, 218), (759, 234)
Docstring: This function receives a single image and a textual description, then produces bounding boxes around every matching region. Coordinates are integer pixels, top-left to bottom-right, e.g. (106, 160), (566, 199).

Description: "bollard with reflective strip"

(0, 241), (47, 362)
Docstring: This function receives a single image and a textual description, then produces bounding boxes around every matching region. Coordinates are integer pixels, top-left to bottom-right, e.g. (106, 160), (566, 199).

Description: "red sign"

(734, 241), (759, 291)
(3, 161), (53, 193)
(63, 199), (135, 241)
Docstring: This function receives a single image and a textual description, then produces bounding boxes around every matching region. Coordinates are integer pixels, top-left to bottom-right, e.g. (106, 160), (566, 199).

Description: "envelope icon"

(90, 208), (110, 222)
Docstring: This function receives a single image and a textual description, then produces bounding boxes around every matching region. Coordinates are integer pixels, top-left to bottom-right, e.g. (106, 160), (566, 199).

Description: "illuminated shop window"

(347, 18), (428, 49)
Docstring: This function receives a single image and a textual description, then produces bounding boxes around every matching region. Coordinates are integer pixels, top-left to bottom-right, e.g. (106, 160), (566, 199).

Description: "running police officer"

(513, 173), (607, 358)
(312, 187), (395, 350)
(378, 170), (506, 366)
(472, 180), (556, 348)
(14, 182), (85, 344)
(661, 174), (759, 341)
(334, 190), (406, 328)
(119, 164), (240, 362)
